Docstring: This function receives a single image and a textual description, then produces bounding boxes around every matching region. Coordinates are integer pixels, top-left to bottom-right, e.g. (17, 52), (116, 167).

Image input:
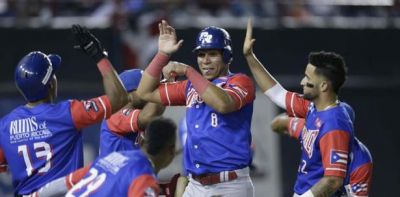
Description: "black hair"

(144, 117), (176, 156)
(308, 51), (347, 93)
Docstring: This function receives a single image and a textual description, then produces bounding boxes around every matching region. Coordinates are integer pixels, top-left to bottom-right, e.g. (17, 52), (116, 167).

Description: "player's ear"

(320, 81), (329, 92)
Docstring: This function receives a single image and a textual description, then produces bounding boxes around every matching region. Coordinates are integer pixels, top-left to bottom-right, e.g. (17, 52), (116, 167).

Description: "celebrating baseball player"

(99, 68), (165, 157)
(271, 112), (372, 197)
(243, 18), (371, 196)
(0, 24), (128, 196)
(136, 20), (256, 196)
(66, 117), (177, 197)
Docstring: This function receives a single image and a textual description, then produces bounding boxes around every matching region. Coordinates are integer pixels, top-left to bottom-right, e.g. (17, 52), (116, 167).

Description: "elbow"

(138, 92), (151, 101)
(213, 102), (236, 114)
(270, 117), (281, 133)
(110, 92), (129, 114)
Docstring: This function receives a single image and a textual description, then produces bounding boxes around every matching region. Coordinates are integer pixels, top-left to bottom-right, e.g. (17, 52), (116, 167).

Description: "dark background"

(0, 28), (399, 196)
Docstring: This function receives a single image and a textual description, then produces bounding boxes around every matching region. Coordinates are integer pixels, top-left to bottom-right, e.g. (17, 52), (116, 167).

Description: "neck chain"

(323, 100), (339, 111)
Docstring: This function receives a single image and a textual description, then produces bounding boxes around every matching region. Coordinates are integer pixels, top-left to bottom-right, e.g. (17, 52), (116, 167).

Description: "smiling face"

(300, 64), (326, 101)
(197, 49), (228, 80)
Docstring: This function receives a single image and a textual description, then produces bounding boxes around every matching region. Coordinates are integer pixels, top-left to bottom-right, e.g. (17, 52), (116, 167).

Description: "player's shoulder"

(319, 108), (353, 134)
(229, 72), (252, 80)
(227, 73), (254, 86)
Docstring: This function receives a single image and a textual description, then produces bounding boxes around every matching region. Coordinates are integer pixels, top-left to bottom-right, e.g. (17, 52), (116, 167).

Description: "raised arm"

(243, 18), (287, 109)
(137, 20), (183, 103)
(72, 25), (128, 114)
(137, 102), (166, 130)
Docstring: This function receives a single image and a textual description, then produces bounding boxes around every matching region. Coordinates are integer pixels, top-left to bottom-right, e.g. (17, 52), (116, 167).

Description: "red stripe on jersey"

(320, 130), (350, 178)
(223, 74), (255, 110)
(159, 81), (188, 106)
(0, 148), (7, 172)
(71, 95), (112, 130)
(288, 117), (305, 139)
(349, 163), (373, 196)
(65, 164), (91, 189)
(107, 108), (141, 136)
(285, 92), (310, 118)
(128, 174), (159, 197)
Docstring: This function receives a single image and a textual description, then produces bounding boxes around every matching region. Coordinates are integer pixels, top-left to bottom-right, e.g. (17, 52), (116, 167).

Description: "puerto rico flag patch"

(330, 150), (348, 166)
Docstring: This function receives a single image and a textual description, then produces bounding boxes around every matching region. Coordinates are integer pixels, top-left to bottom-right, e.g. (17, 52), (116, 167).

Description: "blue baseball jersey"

(99, 108), (142, 157)
(0, 96), (111, 195)
(289, 118), (373, 196)
(67, 150), (159, 197)
(285, 92), (354, 195)
(159, 73), (256, 175)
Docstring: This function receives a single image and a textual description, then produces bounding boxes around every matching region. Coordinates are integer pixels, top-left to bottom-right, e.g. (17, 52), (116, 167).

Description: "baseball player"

(0, 25), (128, 196)
(24, 67), (165, 197)
(271, 113), (373, 197)
(66, 117), (177, 197)
(99, 68), (165, 157)
(137, 20), (255, 196)
(244, 18), (361, 196)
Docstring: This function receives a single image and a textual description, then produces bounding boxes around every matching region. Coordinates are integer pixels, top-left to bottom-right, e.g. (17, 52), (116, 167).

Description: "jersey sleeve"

(159, 80), (188, 106)
(128, 174), (160, 197)
(287, 117), (305, 140)
(347, 163), (372, 196)
(285, 91), (310, 118)
(65, 164), (91, 189)
(320, 130), (350, 178)
(106, 108), (141, 136)
(224, 74), (256, 109)
(70, 95), (112, 130)
(0, 148), (7, 172)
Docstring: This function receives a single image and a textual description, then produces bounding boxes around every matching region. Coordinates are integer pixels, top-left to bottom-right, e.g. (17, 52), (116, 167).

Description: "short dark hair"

(308, 51), (347, 93)
(144, 117), (176, 156)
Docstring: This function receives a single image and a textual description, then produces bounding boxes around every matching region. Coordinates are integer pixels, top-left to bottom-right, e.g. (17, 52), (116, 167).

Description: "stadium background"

(0, 1), (399, 196)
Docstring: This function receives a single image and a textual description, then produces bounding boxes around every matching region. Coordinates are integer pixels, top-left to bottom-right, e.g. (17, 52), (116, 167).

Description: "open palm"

(159, 20), (183, 55)
(243, 18), (256, 56)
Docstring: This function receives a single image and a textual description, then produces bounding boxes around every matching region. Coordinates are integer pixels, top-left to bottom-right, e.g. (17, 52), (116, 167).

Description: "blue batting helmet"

(119, 69), (143, 92)
(15, 51), (61, 102)
(193, 26), (233, 64)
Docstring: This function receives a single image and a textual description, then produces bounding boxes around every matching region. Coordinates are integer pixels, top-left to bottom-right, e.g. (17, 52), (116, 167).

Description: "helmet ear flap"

(223, 49), (233, 65)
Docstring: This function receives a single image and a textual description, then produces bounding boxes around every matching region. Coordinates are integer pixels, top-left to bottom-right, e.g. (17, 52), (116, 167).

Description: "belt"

(192, 171), (238, 185)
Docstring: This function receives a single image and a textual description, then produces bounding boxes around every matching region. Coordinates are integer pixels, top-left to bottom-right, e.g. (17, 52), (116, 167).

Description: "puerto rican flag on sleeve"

(346, 163), (373, 197)
(159, 81), (188, 106)
(320, 130), (350, 178)
(128, 174), (160, 197)
(287, 117), (305, 140)
(223, 74), (255, 110)
(106, 108), (142, 136)
(70, 95), (112, 130)
(285, 92), (310, 118)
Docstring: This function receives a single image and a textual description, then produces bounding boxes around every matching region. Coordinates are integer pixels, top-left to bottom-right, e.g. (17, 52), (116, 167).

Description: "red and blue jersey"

(287, 96), (373, 196)
(67, 150), (159, 197)
(285, 92), (353, 195)
(99, 107), (142, 157)
(0, 96), (111, 195)
(159, 73), (255, 175)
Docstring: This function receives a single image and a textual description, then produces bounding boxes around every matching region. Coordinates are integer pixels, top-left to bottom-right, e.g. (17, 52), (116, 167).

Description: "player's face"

(300, 64), (322, 100)
(197, 49), (228, 80)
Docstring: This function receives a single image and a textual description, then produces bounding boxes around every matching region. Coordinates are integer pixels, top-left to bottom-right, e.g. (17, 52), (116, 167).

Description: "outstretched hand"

(158, 20), (184, 56)
(243, 18), (256, 57)
(72, 24), (107, 63)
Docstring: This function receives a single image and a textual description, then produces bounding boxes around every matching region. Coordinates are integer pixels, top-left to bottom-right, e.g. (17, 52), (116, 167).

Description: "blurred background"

(0, 0), (399, 196)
